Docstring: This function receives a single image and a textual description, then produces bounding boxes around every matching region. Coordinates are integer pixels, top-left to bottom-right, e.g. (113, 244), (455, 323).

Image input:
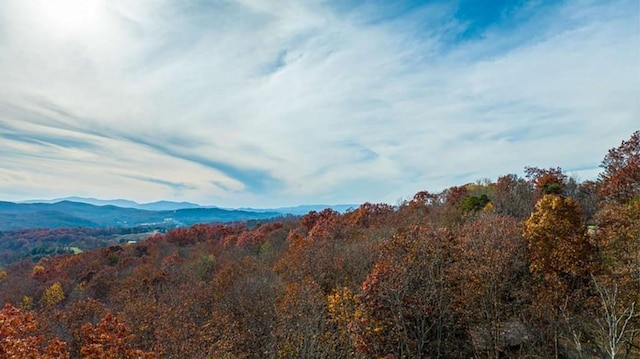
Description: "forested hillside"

(0, 131), (638, 358)
(0, 201), (282, 230)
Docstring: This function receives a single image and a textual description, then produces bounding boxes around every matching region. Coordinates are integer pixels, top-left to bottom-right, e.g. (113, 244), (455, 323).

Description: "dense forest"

(0, 131), (638, 358)
(0, 227), (162, 266)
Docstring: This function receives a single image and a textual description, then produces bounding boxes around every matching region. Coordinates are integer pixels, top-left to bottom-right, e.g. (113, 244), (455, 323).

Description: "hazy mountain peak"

(22, 197), (202, 211)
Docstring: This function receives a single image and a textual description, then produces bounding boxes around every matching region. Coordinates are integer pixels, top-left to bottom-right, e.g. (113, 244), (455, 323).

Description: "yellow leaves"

(75, 281), (86, 292)
(20, 295), (33, 311)
(327, 286), (357, 328)
(32, 265), (45, 276)
(524, 194), (593, 280)
(40, 282), (65, 308)
(482, 202), (495, 213)
(0, 270), (7, 283)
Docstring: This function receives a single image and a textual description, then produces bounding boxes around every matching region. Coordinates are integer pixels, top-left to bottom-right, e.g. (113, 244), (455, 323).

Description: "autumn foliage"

(80, 312), (154, 358)
(599, 130), (640, 203)
(0, 131), (638, 358)
(0, 304), (69, 359)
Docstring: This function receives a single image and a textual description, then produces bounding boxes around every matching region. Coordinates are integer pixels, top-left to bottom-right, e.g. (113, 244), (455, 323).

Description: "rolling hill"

(0, 200), (282, 230)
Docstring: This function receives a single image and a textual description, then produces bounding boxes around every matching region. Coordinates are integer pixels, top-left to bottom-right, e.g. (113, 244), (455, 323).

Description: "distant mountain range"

(239, 204), (356, 215)
(21, 197), (356, 215)
(1, 198), (357, 230)
(0, 201), (279, 230)
(20, 197), (202, 211)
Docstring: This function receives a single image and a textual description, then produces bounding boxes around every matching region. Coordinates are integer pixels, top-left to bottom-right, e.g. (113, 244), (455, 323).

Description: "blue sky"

(0, 0), (638, 207)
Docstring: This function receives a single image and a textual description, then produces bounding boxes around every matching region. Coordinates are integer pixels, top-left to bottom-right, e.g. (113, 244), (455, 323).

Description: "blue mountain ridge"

(0, 199), (357, 230)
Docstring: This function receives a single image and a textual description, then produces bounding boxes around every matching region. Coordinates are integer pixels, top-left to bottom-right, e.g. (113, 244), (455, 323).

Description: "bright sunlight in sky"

(0, 0), (638, 207)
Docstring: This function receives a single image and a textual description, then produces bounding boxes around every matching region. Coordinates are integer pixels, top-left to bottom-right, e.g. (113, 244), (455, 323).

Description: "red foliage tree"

(599, 130), (640, 203)
(0, 304), (69, 358)
(525, 166), (568, 197)
(354, 226), (459, 358)
(80, 311), (153, 358)
(236, 223), (284, 249)
(343, 202), (394, 228)
(492, 174), (535, 218)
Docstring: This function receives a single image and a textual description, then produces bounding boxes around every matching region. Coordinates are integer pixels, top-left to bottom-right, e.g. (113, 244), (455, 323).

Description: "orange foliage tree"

(524, 194), (594, 283)
(80, 311), (153, 358)
(599, 130), (640, 203)
(523, 194), (595, 357)
(0, 304), (69, 359)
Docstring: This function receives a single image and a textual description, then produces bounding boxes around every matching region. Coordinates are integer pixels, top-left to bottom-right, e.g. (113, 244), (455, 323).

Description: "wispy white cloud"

(0, 0), (637, 206)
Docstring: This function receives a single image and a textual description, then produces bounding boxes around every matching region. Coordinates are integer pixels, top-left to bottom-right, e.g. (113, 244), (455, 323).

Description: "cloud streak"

(0, 0), (637, 207)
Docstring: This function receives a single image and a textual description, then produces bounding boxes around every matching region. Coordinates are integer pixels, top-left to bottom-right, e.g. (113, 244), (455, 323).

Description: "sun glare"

(31, 0), (106, 37)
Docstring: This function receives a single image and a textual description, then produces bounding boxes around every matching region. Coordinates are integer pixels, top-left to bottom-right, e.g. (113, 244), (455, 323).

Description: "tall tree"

(354, 226), (460, 358)
(451, 214), (529, 358)
(524, 194), (593, 281)
(523, 194), (595, 357)
(599, 130), (640, 203)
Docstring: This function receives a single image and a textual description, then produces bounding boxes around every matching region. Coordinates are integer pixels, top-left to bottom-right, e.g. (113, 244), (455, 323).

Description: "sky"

(0, 0), (638, 208)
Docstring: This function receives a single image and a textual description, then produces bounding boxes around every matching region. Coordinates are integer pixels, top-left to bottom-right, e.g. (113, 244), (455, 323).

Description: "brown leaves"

(0, 304), (155, 358)
(450, 214), (529, 355)
(1, 132), (639, 358)
(599, 130), (640, 203)
(0, 304), (70, 359)
(343, 202), (394, 228)
(273, 277), (329, 358)
(354, 226), (456, 357)
(594, 199), (640, 308)
(236, 223), (284, 249)
(80, 312), (154, 359)
(452, 214), (526, 308)
(524, 166), (567, 194)
(524, 194), (594, 280)
(492, 174), (535, 219)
